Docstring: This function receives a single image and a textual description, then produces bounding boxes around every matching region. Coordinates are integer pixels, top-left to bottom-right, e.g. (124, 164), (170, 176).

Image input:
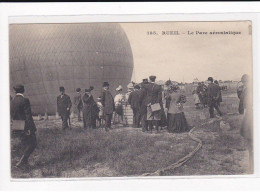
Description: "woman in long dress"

(82, 87), (98, 130)
(166, 85), (189, 133)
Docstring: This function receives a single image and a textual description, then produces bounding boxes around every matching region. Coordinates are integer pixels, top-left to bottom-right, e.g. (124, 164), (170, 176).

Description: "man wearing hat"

(142, 78), (148, 84)
(207, 77), (223, 118)
(57, 87), (72, 130)
(142, 76), (163, 133)
(101, 82), (115, 131)
(10, 84), (37, 170)
(73, 88), (83, 121)
(128, 85), (141, 128)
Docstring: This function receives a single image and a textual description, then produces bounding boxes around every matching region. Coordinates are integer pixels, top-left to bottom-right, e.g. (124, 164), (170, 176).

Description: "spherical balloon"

(10, 23), (133, 114)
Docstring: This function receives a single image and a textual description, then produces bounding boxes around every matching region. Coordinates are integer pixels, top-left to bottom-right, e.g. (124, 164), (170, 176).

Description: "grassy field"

(11, 90), (251, 178)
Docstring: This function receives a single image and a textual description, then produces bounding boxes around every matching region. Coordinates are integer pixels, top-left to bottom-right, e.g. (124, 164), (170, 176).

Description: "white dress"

(114, 93), (124, 107)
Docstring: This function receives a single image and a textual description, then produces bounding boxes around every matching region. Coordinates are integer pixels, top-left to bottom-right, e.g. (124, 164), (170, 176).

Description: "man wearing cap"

(207, 77), (223, 118)
(101, 82), (115, 131)
(73, 88), (83, 121)
(10, 84), (37, 170)
(142, 76), (163, 133)
(57, 87), (72, 130)
(128, 85), (141, 128)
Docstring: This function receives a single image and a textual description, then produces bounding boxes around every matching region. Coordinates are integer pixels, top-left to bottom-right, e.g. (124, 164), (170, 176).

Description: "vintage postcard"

(9, 20), (253, 179)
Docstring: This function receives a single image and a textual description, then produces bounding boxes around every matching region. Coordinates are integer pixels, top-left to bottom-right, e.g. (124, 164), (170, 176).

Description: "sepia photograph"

(9, 20), (253, 179)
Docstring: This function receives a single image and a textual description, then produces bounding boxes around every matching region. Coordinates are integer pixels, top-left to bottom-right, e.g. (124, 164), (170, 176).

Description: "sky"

(121, 21), (252, 83)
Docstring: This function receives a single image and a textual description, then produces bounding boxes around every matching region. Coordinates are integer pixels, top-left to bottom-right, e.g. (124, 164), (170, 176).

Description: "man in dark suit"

(73, 88), (83, 121)
(142, 76), (162, 133)
(207, 77), (223, 118)
(10, 85), (37, 170)
(128, 85), (141, 128)
(139, 79), (149, 132)
(101, 82), (115, 131)
(57, 87), (72, 130)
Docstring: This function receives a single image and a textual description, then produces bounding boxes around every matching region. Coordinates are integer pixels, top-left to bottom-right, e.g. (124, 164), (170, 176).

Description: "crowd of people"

(55, 75), (193, 133)
(192, 80), (223, 111)
(10, 74), (252, 172)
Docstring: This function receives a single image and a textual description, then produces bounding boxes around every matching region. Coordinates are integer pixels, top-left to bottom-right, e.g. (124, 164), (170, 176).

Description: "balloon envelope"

(9, 23), (133, 115)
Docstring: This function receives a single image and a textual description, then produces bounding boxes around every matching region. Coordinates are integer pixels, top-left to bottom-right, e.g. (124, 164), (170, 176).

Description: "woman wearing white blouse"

(113, 85), (126, 126)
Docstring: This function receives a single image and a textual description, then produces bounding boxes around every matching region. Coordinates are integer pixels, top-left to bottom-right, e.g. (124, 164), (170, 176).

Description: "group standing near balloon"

(10, 74), (252, 172)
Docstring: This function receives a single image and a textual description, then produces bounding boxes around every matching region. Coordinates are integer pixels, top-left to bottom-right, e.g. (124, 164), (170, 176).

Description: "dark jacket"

(207, 83), (221, 106)
(83, 94), (96, 108)
(57, 94), (72, 116)
(142, 82), (162, 105)
(101, 90), (115, 114)
(139, 86), (149, 115)
(74, 93), (83, 109)
(128, 90), (141, 110)
(197, 84), (207, 95)
(10, 94), (37, 133)
(82, 93), (99, 118)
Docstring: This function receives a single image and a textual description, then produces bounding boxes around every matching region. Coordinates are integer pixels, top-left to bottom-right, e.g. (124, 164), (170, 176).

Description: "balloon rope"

(141, 117), (222, 176)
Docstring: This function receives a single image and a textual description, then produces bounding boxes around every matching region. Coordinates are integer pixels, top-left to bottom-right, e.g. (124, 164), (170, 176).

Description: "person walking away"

(73, 88), (83, 121)
(101, 82), (115, 131)
(128, 85), (141, 128)
(82, 87), (97, 130)
(113, 85), (126, 126)
(214, 80), (222, 107)
(57, 87), (72, 130)
(143, 75), (162, 133)
(207, 77), (223, 118)
(239, 74), (253, 173)
(11, 85), (37, 170)
(139, 79), (149, 132)
(166, 85), (189, 133)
